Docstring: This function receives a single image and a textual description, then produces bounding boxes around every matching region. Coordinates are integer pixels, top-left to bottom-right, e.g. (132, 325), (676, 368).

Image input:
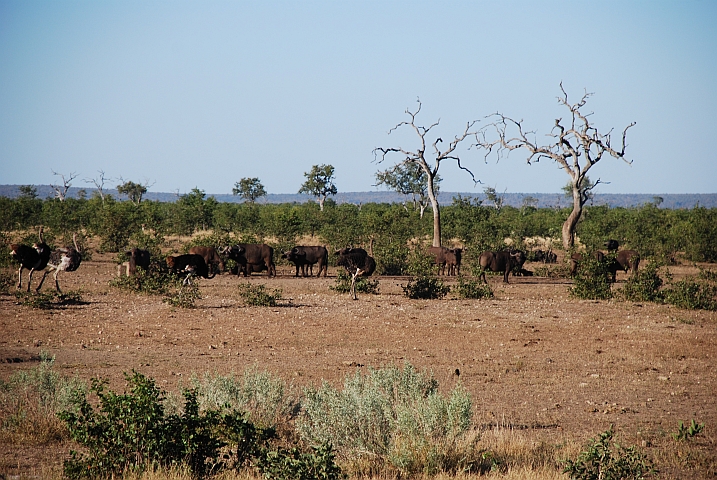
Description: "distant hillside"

(1, 185), (715, 209)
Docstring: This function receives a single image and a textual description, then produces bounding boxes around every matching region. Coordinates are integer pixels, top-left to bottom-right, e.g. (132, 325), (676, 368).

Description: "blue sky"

(1, 1), (715, 196)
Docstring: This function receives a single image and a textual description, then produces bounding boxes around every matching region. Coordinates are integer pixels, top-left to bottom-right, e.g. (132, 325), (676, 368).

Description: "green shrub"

(110, 260), (200, 308)
(405, 249), (437, 277)
(532, 264), (571, 278)
(238, 283), (284, 307)
(163, 282), (201, 308)
(375, 242), (410, 276)
(402, 276), (450, 299)
(563, 426), (655, 480)
(663, 278), (717, 311)
(619, 262), (664, 302)
(109, 260), (178, 296)
(453, 276), (493, 299)
(58, 371), (275, 479)
(258, 443), (346, 480)
(297, 363), (473, 476)
(330, 270), (380, 295)
(569, 255), (613, 300)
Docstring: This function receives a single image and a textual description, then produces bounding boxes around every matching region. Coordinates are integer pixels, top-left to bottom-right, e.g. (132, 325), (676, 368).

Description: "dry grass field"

(1, 253), (716, 478)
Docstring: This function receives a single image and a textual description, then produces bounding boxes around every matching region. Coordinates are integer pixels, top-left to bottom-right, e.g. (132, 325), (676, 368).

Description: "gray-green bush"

(297, 363), (473, 476)
(191, 367), (298, 429)
(0, 352), (86, 444)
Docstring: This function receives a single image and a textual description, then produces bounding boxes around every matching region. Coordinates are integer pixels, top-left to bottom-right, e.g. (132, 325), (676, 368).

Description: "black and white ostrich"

(9, 227), (51, 292)
(335, 247), (376, 300)
(36, 234), (83, 294)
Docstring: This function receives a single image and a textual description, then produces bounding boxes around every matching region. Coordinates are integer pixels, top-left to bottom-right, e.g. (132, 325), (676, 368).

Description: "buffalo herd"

(111, 239), (639, 287)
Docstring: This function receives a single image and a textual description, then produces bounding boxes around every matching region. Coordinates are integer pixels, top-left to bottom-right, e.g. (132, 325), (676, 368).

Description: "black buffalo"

(189, 246), (225, 275)
(427, 246), (462, 276)
(530, 249), (557, 264)
(478, 250), (526, 283)
(118, 247), (151, 276)
(221, 244), (276, 277)
(166, 254), (213, 284)
(603, 240), (640, 281)
(282, 246), (328, 277)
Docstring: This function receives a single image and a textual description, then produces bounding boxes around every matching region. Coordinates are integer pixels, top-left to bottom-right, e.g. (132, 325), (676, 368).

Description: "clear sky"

(1, 1), (715, 196)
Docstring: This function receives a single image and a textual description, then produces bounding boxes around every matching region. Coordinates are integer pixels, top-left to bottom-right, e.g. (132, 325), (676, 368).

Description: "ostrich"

(9, 227), (51, 292)
(335, 247), (376, 300)
(36, 234), (83, 293)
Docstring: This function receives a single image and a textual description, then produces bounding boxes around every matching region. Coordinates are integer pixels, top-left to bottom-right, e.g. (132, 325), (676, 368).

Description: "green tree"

(117, 181), (148, 206)
(374, 163), (440, 218)
(561, 175), (596, 205)
(176, 188), (218, 234)
(19, 185), (38, 199)
(233, 177), (267, 204)
(299, 164), (338, 211)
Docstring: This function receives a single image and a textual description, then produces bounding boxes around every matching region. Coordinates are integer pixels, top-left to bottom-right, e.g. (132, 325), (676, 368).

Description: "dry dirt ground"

(1, 253), (716, 477)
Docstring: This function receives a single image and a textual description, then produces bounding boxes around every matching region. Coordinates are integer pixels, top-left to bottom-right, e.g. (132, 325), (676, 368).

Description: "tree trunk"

(427, 176), (441, 247)
(562, 186), (583, 249)
(318, 196), (325, 211)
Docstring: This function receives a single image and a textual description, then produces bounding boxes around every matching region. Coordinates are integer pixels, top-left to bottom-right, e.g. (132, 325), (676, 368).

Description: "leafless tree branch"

(50, 170), (78, 202)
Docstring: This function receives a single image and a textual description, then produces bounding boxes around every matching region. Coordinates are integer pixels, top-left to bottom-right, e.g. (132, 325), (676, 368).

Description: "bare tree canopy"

(50, 170), (78, 202)
(298, 164), (337, 211)
(374, 99), (480, 247)
(85, 170), (112, 205)
(475, 84), (635, 249)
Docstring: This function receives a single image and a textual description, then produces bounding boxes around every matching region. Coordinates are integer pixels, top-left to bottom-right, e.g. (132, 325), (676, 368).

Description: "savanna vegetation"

(2, 191), (716, 479)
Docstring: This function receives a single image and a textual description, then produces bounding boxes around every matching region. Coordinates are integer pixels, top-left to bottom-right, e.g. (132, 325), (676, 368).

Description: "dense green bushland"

(2, 194), (716, 265)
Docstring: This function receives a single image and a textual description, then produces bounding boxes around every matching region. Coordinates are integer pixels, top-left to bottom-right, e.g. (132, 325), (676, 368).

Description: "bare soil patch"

(2, 255), (716, 477)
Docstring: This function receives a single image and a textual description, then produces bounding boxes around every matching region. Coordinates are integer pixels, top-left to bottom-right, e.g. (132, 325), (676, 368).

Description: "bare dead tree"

(85, 170), (112, 206)
(50, 171), (78, 202)
(475, 84), (635, 249)
(374, 99), (480, 247)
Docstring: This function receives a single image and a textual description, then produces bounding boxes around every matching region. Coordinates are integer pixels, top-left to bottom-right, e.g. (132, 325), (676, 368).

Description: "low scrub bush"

(563, 426), (656, 480)
(59, 371), (275, 479)
(569, 255), (613, 300)
(563, 426), (655, 480)
(257, 443), (345, 480)
(374, 243), (410, 276)
(663, 277), (717, 311)
(402, 276), (450, 299)
(110, 260), (201, 308)
(453, 276), (493, 299)
(0, 352), (85, 445)
(109, 260), (178, 295)
(619, 262), (664, 302)
(238, 283), (284, 307)
(163, 282), (201, 308)
(191, 367), (298, 431)
(297, 363), (474, 476)
(533, 264), (571, 279)
(330, 270), (380, 295)
(14, 290), (84, 309)
(401, 249), (449, 299)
